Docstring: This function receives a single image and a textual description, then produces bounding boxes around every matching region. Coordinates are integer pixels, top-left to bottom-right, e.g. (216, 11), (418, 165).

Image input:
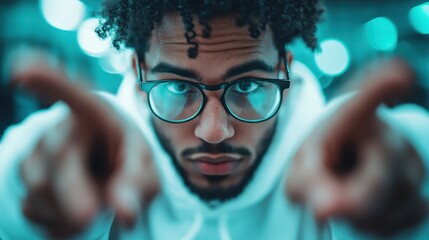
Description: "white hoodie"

(0, 62), (428, 239)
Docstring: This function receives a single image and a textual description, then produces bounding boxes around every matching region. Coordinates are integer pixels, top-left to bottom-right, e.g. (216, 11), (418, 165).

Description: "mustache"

(181, 141), (251, 157)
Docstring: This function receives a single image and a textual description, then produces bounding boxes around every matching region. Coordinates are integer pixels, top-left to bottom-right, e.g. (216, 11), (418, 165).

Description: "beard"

(151, 118), (277, 203)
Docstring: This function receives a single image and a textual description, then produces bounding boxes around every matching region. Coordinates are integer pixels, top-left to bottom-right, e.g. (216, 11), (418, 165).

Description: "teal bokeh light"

(314, 39), (350, 76)
(409, 2), (429, 35)
(364, 17), (398, 52)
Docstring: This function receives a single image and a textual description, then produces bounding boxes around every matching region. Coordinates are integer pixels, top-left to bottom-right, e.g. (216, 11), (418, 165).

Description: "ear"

(132, 52), (139, 79)
(280, 51), (294, 102)
(132, 52), (141, 82)
(132, 52), (149, 83)
(132, 53), (148, 101)
(286, 51), (294, 66)
(278, 51), (294, 79)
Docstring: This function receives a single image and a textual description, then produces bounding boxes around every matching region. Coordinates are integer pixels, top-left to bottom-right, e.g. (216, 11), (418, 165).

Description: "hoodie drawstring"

(181, 212), (203, 240)
(180, 213), (231, 240)
(219, 215), (231, 240)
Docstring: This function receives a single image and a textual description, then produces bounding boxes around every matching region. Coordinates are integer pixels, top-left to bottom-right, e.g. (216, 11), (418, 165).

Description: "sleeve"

(330, 104), (429, 240)
(0, 103), (114, 240)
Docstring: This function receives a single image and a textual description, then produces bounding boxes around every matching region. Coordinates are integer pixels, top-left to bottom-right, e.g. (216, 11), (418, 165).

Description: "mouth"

(186, 154), (243, 176)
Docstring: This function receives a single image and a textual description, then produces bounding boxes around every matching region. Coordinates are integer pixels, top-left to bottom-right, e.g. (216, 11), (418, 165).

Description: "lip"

(187, 156), (242, 176)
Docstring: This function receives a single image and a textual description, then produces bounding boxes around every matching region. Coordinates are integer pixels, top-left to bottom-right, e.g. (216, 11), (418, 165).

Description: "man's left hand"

(286, 58), (428, 236)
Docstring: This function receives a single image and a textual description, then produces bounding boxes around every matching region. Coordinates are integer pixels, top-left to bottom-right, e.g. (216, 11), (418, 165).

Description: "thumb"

(107, 130), (159, 228)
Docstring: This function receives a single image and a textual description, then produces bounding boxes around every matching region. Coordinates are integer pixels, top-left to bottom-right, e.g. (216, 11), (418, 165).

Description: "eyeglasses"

(136, 56), (291, 123)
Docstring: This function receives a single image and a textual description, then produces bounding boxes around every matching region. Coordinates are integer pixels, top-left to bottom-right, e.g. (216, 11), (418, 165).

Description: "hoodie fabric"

(0, 62), (428, 240)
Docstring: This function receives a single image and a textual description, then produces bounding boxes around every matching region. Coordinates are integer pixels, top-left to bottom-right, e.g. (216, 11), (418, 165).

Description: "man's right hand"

(12, 63), (159, 238)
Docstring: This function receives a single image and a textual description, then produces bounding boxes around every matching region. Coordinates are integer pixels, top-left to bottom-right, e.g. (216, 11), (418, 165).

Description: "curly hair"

(96, 0), (323, 59)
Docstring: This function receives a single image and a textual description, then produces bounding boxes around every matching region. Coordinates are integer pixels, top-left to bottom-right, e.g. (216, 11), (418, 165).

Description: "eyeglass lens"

(225, 80), (281, 121)
(148, 80), (281, 122)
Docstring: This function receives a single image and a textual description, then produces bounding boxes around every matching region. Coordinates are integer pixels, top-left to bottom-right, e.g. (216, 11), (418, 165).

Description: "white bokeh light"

(40, 0), (86, 31)
(314, 39), (350, 76)
(99, 49), (133, 74)
(77, 18), (110, 57)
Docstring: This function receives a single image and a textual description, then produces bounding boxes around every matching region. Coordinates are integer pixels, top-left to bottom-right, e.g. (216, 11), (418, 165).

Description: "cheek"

(154, 119), (197, 148)
(233, 118), (277, 147)
(153, 116), (277, 157)
(280, 90), (290, 104)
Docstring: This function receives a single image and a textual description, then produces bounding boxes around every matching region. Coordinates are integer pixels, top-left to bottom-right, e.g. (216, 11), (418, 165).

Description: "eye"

(232, 81), (261, 94)
(166, 82), (195, 94)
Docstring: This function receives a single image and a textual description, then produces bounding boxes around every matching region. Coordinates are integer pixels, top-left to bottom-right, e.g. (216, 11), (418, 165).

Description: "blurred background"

(0, 0), (428, 137)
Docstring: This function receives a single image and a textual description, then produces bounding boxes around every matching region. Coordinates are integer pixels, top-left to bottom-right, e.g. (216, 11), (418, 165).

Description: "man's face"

(138, 14), (286, 202)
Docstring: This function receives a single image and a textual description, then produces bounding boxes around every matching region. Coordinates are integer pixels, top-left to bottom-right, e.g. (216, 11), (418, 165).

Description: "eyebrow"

(151, 63), (202, 81)
(223, 59), (275, 81)
(150, 59), (275, 82)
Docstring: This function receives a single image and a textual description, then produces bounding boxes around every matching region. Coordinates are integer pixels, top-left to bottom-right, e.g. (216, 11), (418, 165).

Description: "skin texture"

(135, 14), (290, 201)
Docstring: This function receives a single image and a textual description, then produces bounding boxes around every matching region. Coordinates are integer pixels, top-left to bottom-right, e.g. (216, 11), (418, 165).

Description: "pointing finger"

(11, 63), (120, 135)
(12, 62), (124, 180)
(327, 58), (414, 141)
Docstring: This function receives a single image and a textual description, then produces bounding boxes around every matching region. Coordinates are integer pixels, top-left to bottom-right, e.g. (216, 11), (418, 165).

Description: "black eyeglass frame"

(136, 53), (291, 123)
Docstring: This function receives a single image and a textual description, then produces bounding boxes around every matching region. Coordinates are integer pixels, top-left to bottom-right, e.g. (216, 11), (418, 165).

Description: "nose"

(194, 96), (235, 144)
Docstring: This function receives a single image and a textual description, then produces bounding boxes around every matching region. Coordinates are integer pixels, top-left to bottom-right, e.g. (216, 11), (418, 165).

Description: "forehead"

(145, 13), (278, 77)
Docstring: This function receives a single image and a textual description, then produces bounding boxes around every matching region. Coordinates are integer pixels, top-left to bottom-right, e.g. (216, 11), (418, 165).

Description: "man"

(0, 0), (428, 239)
